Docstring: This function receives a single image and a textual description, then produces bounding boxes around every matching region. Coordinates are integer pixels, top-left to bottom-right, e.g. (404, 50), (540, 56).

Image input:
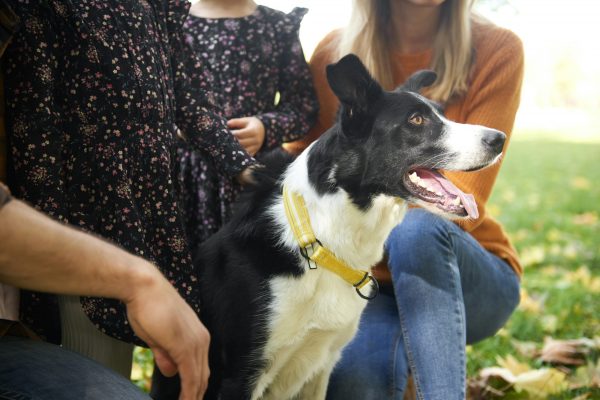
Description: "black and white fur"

(152, 54), (506, 400)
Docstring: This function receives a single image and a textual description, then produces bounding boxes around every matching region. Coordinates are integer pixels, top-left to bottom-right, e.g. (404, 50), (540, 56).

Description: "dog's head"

(307, 54), (506, 220)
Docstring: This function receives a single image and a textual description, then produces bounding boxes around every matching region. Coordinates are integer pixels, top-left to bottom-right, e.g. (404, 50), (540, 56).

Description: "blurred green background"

(466, 136), (600, 398)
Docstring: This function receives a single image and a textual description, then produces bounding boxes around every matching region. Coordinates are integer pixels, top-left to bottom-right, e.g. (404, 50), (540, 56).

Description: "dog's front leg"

(295, 326), (356, 400)
(294, 358), (339, 400)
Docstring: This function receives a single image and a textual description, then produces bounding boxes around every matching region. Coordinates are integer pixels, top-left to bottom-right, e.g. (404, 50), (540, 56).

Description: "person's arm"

(0, 193), (210, 400)
(249, 7), (319, 153)
(284, 30), (342, 155)
(446, 27), (525, 233)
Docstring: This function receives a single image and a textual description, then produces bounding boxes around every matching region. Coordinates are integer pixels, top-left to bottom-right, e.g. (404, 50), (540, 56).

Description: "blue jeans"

(0, 336), (149, 399)
(327, 209), (520, 400)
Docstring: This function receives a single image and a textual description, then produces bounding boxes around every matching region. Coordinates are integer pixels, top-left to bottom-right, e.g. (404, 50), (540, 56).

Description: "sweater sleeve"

(284, 30), (341, 155)
(256, 8), (319, 151)
(447, 27), (524, 233)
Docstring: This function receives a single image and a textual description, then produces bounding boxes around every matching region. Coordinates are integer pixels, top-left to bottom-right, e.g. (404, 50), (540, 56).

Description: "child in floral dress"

(177, 0), (318, 249)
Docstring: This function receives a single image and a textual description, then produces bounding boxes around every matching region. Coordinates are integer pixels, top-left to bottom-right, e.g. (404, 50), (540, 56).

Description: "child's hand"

(228, 116), (265, 156)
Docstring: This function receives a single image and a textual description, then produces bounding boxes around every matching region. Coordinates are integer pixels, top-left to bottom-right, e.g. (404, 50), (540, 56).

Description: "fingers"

(229, 116), (265, 157)
(178, 326), (211, 400)
(227, 117), (250, 129)
(232, 129), (260, 156)
(153, 348), (178, 378)
(124, 268), (210, 400)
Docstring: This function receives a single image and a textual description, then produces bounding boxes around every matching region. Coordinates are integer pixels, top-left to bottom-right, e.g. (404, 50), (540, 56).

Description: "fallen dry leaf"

(541, 315), (559, 333)
(572, 212), (598, 226)
(467, 375), (508, 399)
(539, 337), (600, 366)
(563, 266), (600, 293)
(518, 288), (544, 314)
(513, 368), (567, 399)
(538, 337), (597, 366)
(478, 365), (568, 399)
(512, 339), (539, 359)
(571, 176), (591, 190)
(519, 245), (546, 267)
(571, 394), (591, 400)
(475, 354), (572, 399)
(496, 354), (531, 376)
(480, 366), (520, 383)
(569, 360), (600, 389)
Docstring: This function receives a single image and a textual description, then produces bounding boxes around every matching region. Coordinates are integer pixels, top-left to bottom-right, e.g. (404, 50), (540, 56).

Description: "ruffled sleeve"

(255, 7), (318, 152)
(283, 7), (307, 34)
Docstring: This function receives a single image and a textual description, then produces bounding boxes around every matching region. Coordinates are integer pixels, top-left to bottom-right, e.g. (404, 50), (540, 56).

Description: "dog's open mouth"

(403, 168), (479, 219)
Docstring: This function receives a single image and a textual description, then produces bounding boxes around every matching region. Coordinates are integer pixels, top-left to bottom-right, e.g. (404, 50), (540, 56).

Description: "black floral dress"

(177, 6), (318, 247)
(3, 0), (255, 344)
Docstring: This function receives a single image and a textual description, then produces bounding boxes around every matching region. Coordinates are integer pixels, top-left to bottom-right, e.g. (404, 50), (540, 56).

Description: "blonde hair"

(337, 0), (477, 103)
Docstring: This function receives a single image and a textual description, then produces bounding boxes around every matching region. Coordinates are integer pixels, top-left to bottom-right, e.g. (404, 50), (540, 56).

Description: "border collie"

(152, 54), (506, 400)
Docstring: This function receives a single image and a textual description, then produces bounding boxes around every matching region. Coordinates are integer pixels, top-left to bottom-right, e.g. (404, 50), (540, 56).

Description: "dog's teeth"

(435, 191), (442, 196)
(409, 172), (419, 183)
(418, 181), (428, 188)
(452, 197), (461, 206)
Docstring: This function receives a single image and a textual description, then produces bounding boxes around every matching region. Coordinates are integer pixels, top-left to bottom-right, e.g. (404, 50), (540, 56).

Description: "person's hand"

(228, 116), (265, 156)
(0, 196), (210, 399)
(124, 264), (210, 400)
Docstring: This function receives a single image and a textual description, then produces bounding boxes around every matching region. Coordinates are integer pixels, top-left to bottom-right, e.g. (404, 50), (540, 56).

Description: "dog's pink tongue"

(416, 169), (479, 219)
(458, 193), (478, 219)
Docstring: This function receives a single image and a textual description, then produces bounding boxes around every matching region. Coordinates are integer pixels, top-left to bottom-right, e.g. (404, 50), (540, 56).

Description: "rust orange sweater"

(287, 21), (524, 276)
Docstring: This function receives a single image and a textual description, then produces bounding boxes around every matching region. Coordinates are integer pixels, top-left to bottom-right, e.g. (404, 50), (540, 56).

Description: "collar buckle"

(299, 240), (322, 270)
(354, 273), (379, 300)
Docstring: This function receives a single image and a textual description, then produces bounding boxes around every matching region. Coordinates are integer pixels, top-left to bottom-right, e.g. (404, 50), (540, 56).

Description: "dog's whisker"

(417, 151), (455, 169)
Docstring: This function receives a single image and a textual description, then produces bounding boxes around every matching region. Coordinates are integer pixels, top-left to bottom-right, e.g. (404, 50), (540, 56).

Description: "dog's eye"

(408, 113), (424, 126)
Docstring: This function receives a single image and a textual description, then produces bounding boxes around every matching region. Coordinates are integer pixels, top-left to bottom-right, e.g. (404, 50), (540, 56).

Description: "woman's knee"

(387, 209), (453, 248)
(466, 264), (521, 344)
(385, 209), (455, 273)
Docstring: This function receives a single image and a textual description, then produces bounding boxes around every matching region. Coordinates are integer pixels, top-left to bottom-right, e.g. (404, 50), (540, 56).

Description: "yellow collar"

(282, 184), (378, 300)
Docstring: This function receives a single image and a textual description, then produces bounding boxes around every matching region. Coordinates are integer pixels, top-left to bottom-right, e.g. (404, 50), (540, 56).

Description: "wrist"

(120, 257), (165, 306)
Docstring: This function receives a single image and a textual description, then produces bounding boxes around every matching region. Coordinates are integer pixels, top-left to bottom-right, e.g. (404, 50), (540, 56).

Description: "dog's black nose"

(482, 129), (506, 153)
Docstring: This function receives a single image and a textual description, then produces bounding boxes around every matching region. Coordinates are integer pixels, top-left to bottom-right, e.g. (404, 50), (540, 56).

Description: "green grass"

(133, 136), (600, 398)
(466, 137), (600, 397)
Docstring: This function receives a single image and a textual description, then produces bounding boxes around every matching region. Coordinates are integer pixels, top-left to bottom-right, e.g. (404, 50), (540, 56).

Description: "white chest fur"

(250, 269), (367, 400)
(251, 152), (407, 399)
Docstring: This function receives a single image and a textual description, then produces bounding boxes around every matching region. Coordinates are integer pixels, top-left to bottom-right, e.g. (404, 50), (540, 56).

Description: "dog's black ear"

(399, 70), (437, 93)
(326, 54), (382, 115)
